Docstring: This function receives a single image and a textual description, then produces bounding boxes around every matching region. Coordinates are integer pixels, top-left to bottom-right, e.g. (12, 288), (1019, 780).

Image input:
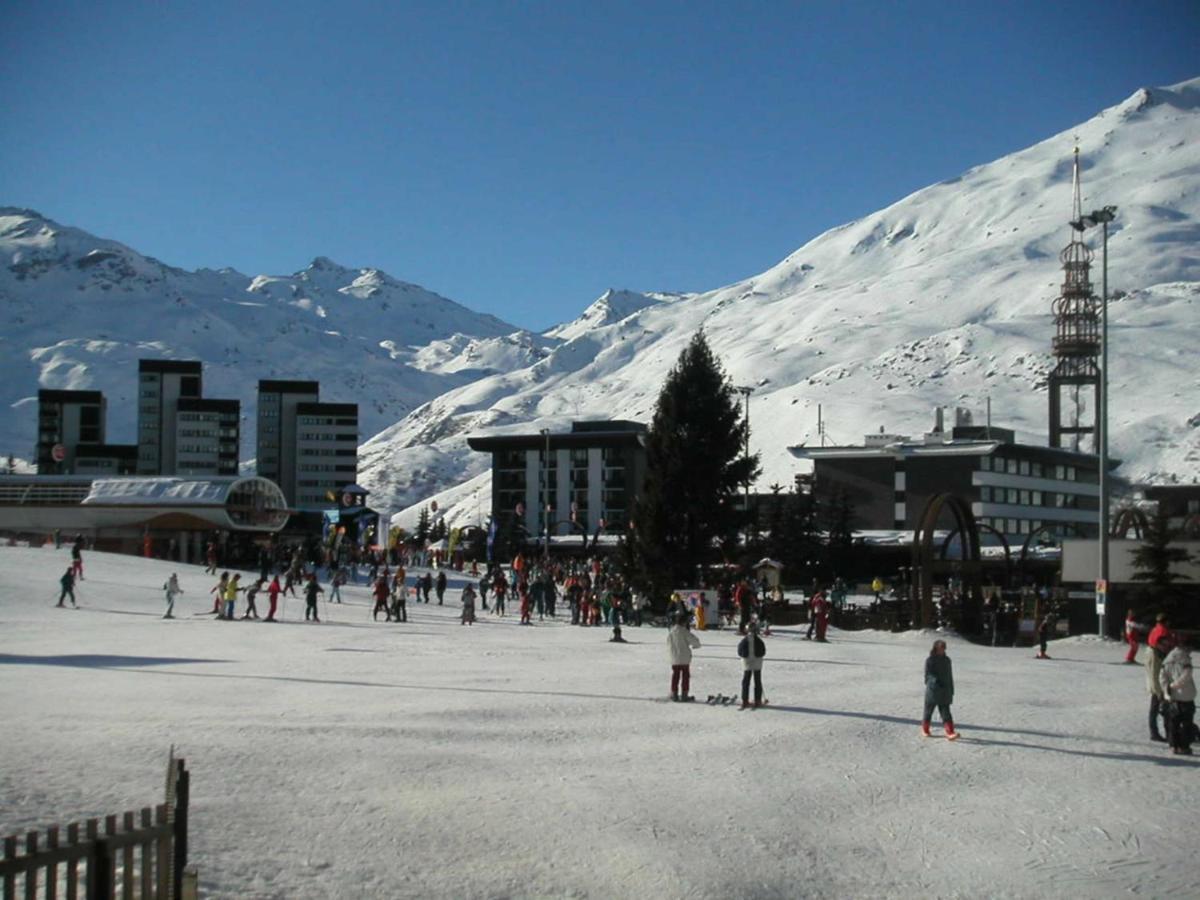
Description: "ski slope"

(0, 546), (1195, 899)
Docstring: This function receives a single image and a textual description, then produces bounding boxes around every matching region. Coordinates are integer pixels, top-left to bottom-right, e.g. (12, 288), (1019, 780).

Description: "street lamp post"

(1070, 205), (1116, 637)
(735, 386), (753, 549)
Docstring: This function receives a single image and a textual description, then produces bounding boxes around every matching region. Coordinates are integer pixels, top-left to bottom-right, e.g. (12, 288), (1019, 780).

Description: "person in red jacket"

(1147, 613), (1175, 658)
(265, 575), (282, 622)
(372, 577), (391, 621)
(813, 590), (830, 642)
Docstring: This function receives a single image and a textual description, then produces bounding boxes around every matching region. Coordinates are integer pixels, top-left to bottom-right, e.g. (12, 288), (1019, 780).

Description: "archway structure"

(912, 493), (984, 631)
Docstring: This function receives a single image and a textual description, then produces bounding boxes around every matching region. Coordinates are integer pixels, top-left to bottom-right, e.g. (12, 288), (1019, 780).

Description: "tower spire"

(1071, 142), (1083, 226)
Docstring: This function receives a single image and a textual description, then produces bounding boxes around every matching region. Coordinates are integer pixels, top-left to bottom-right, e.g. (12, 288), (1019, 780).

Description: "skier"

(519, 579), (533, 625)
(210, 572), (229, 615)
(1035, 612), (1053, 659)
(265, 575), (282, 622)
(805, 584), (826, 640)
(435, 570), (447, 605)
(372, 577), (391, 621)
(667, 612), (701, 702)
(242, 579), (262, 620)
(1159, 641), (1195, 755)
(460, 583), (477, 626)
(419, 571), (433, 603)
(329, 568), (345, 604)
(921, 639), (959, 739)
(391, 581), (408, 623)
(222, 573), (242, 620)
(629, 589), (645, 627)
(303, 574), (324, 622)
(737, 622), (767, 709)
(478, 571), (491, 611)
(71, 534), (84, 580)
(493, 570), (507, 616)
(57, 567), (78, 608)
(162, 573), (182, 619)
(812, 587), (831, 642)
(204, 540), (218, 575)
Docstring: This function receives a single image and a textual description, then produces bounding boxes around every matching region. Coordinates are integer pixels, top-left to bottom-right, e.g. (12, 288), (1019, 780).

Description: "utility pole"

(540, 428), (552, 560)
(735, 386), (753, 548)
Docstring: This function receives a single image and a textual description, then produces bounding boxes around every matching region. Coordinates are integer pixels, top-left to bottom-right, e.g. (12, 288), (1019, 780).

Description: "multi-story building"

(294, 402), (359, 509)
(136, 360), (202, 475)
(789, 414), (1104, 544)
(175, 398), (240, 476)
(36, 389), (106, 474)
(255, 380), (319, 505)
(73, 444), (139, 475)
(468, 420), (648, 542)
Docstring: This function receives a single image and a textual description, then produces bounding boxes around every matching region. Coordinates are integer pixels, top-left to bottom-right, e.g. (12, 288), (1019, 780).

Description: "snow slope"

(375, 78), (1200, 527)
(1, 546), (1196, 899)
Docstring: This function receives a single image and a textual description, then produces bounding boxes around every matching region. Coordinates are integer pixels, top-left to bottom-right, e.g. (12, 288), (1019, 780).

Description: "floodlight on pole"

(540, 428), (552, 560)
(1069, 204), (1117, 638)
(735, 386), (754, 547)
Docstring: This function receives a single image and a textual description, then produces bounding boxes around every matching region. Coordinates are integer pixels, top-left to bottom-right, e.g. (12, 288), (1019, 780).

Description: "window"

(981, 486), (991, 502)
(1032, 491), (1043, 505)
(1019, 460), (1030, 476)
(1019, 490), (1030, 506)
(979, 456), (991, 472)
(1031, 462), (1043, 478)
(1055, 465), (1065, 480)
(1007, 459), (1018, 475)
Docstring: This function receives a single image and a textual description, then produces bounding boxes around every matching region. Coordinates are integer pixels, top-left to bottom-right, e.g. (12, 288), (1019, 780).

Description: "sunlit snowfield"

(1, 546), (1195, 899)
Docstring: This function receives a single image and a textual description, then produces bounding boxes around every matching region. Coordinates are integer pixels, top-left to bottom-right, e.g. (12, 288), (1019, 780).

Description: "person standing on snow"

(1159, 641), (1196, 756)
(210, 572), (229, 615)
(460, 583), (477, 625)
(329, 568), (345, 604)
(922, 639), (959, 739)
(372, 576), (391, 621)
(737, 622), (767, 709)
(667, 612), (701, 702)
(304, 574), (324, 622)
(222, 573), (242, 620)
(435, 570), (447, 605)
(1123, 608), (1144, 664)
(162, 573), (183, 619)
(1035, 612), (1054, 659)
(242, 578), (262, 619)
(57, 567), (78, 608)
(71, 534), (85, 580)
(265, 575), (282, 622)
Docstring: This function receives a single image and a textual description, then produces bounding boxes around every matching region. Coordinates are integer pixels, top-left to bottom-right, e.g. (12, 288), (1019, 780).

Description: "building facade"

(790, 421), (1104, 544)
(137, 359), (203, 475)
(36, 389), (106, 474)
(175, 398), (240, 476)
(468, 421), (648, 541)
(294, 402), (359, 509)
(256, 380), (320, 505)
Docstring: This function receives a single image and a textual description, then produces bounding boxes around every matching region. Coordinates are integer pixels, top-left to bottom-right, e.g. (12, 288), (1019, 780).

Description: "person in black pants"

(304, 575), (324, 622)
(737, 623), (766, 710)
(57, 567), (77, 608)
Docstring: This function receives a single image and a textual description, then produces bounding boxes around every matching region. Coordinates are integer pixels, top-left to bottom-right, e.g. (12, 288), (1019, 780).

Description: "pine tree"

(1131, 509), (1194, 587)
(415, 506), (431, 545)
(822, 486), (856, 580)
(629, 330), (759, 597)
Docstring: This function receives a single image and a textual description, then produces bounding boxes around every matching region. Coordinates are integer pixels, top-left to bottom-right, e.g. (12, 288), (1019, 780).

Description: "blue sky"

(2, 1), (1196, 331)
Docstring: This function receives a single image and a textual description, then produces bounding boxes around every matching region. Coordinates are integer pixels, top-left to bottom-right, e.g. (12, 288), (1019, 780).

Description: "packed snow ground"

(1, 546), (1196, 899)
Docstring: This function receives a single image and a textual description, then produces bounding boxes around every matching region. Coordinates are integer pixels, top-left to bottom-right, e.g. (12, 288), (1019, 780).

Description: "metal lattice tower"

(1048, 148), (1101, 453)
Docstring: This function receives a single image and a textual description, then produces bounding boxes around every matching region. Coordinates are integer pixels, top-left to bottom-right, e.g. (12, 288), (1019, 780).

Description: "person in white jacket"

(737, 622), (767, 709)
(162, 573), (183, 619)
(667, 613), (701, 702)
(1159, 643), (1195, 755)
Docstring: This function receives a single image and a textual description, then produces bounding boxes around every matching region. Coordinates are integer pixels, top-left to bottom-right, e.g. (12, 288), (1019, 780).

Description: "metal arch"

(912, 493), (984, 630)
(1110, 506), (1149, 540)
(939, 521), (1012, 569)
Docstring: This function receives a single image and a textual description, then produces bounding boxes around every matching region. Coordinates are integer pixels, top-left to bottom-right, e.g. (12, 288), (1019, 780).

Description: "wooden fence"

(0, 753), (190, 900)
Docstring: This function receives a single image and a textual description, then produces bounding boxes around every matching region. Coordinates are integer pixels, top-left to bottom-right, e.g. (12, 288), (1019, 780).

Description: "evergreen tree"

(430, 515), (447, 543)
(822, 486), (856, 580)
(629, 330), (759, 597)
(1131, 509), (1194, 587)
(781, 486), (821, 586)
(415, 506), (431, 545)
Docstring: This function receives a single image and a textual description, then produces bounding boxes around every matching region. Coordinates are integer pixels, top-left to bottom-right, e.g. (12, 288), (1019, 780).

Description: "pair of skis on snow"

(706, 694), (769, 708)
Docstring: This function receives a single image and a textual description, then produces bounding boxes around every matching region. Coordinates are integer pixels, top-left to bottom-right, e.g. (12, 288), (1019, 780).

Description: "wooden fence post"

(45, 826), (59, 900)
(4, 834), (16, 900)
(171, 764), (189, 900)
(66, 824), (80, 900)
(24, 831), (37, 900)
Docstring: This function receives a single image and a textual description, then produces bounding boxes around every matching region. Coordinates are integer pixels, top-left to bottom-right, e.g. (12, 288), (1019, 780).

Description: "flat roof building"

(137, 359), (202, 475)
(256, 380), (320, 506)
(37, 389), (106, 474)
(294, 402), (359, 509)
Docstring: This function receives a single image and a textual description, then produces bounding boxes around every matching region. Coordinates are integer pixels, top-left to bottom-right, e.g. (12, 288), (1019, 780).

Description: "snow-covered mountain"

(0, 210), (548, 465)
(375, 77), (1200, 529)
(5, 78), (1198, 526)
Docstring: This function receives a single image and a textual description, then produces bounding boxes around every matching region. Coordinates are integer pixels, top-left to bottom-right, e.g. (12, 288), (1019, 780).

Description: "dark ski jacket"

(924, 654), (954, 706)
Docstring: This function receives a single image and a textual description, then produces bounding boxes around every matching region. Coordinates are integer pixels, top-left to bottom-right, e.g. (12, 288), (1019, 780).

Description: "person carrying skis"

(435, 570), (447, 605)
(265, 575), (282, 622)
(460, 583), (477, 625)
(303, 574), (324, 622)
(1159, 640), (1196, 755)
(667, 612), (701, 702)
(372, 576), (391, 621)
(57, 567), (78, 608)
(922, 639), (958, 739)
(162, 573), (183, 619)
(737, 622), (767, 709)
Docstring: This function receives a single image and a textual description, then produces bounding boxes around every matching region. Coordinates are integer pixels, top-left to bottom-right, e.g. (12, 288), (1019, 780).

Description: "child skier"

(222, 573), (242, 620)
(460, 583), (477, 625)
(57, 567), (78, 608)
(265, 575), (282, 622)
(922, 639), (958, 739)
(211, 572), (229, 615)
(242, 578), (262, 619)
(372, 577), (391, 621)
(667, 612), (701, 702)
(303, 574), (324, 622)
(162, 573), (182, 619)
